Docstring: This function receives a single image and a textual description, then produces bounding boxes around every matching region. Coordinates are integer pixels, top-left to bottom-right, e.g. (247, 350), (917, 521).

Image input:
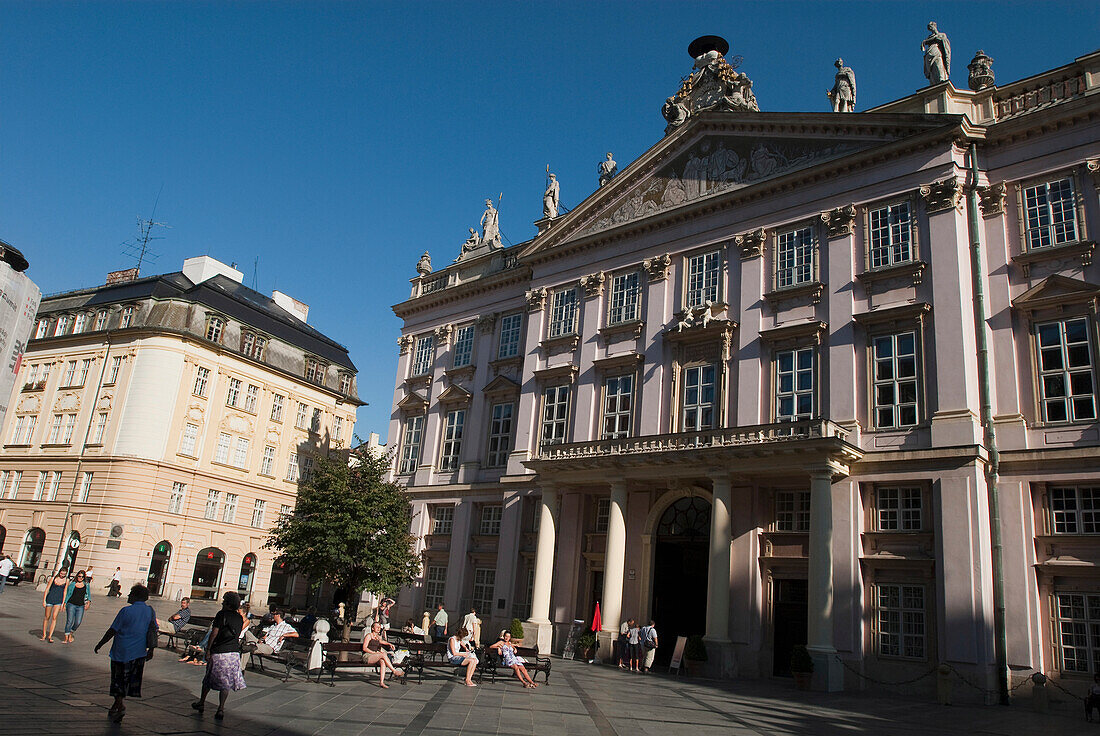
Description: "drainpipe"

(965, 143), (1009, 705)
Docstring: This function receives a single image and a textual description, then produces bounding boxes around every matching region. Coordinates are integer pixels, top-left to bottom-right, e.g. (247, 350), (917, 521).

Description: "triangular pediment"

(396, 391), (429, 412)
(437, 384), (472, 404)
(521, 112), (963, 257)
(1012, 274), (1100, 310)
(482, 375), (521, 396)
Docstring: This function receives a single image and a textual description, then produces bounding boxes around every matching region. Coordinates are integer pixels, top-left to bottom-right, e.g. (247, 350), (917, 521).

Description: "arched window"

(190, 547), (225, 600)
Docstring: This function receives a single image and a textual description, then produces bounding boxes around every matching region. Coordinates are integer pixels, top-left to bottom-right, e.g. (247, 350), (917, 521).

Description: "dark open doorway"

(148, 541), (171, 596)
(772, 578), (808, 676)
(651, 496), (710, 666)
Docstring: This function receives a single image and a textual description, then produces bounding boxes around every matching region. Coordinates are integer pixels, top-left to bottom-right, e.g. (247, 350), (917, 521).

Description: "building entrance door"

(191, 547), (225, 600)
(148, 541), (171, 596)
(20, 528), (46, 579)
(651, 496), (710, 666)
(237, 553), (256, 601)
(772, 578), (808, 676)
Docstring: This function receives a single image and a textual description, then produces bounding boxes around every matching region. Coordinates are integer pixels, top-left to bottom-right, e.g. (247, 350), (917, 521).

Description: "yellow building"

(0, 255), (361, 606)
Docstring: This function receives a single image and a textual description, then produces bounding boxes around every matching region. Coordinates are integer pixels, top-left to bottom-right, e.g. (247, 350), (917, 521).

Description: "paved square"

(0, 585), (1090, 735)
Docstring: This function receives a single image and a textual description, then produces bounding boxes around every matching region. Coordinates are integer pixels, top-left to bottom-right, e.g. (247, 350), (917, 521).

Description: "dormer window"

(241, 331), (267, 360)
(120, 307), (134, 328)
(205, 315), (224, 342)
(305, 358), (327, 385)
(72, 314), (87, 334)
(94, 310), (108, 330)
(34, 320), (49, 339)
(339, 374), (352, 395)
(54, 315), (71, 336)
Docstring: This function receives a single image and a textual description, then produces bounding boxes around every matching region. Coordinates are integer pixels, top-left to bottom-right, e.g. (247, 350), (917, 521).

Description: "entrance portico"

(524, 419), (861, 689)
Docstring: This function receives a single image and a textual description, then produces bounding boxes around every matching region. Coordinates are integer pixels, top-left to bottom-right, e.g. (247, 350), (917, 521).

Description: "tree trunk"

(341, 583), (360, 642)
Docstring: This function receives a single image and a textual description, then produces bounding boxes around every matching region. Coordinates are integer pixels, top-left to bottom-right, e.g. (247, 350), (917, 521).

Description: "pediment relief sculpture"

(438, 384), (472, 405)
(397, 391), (429, 413)
(662, 35), (758, 136)
(96, 393), (113, 411)
(266, 427), (281, 444)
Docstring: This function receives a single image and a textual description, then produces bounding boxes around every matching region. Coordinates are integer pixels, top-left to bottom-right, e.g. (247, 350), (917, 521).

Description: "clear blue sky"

(4, 1), (1098, 438)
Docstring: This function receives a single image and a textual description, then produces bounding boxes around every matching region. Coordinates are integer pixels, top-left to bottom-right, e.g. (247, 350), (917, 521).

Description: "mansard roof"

(40, 271), (356, 371)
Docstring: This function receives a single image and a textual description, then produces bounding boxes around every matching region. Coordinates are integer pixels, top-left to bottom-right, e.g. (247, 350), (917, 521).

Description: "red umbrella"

(591, 602), (602, 632)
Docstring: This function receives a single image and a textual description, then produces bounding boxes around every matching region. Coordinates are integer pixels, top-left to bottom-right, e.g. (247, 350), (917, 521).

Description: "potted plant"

(577, 632), (598, 662)
(790, 645), (814, 689)
(684, 635), (708, 676)
(509, 618), (526, 645)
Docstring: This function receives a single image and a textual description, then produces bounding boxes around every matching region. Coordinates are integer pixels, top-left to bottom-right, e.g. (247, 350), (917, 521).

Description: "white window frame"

(47, 471), (61, 501)
(602, 374), (633, 439)
(73, 314), (87, 334)
(486, 402), (514, 467)
(6, 470), (20, 499)
(681, 364), (716, 431)
(685, 250), (721, 308)
(472, 567), (496, 614)
(875, 583), (927, 660)
(1023, 176), (1079, 251)
(62, 360), (77, 387)
(179, 423), (200, 457)
(412, 334), (434, 376)
(498, 313), (523, 359)
(107, 356), (122, 384)
(260, 445), (276, 476)
(94, 311), (108, 331)
(286, 452), (300, 482)
(872, 331), (919, 429)
(295, 402), (309, 430)
(452, 324), (475, 368)
(226, 377), (242, 408)
(243, 384), (259, 413)
(607, 271), (641, 325)
(204, 490), (221, 520)
(399, 415), (424, 474)
(439, 409), (465, 471)
(432, 506), (454, 535)
(78, 472), (92, 503)
(168, 482), (186, 514)
(1035, 317), (1096, 424)
(595, 497), (611, 533)
(775, 347), (815, 422)
(540, 385), (570, 446)
(479, 505), (503, 535)
(54, 315), (71, 336)
(120, 306), (134, 328)
(215, 432), (232, 464)
(1050, 486), (1100, 534)
(205, 315), (224, 342)
(193, 366), (210, 397)
(251, 499), (266, 528)
(775, 226), (815, 289)
(774, 490), (810, 532)
(548, 288), (579, 338)
(271, 394), (285, 422)
(223, 493), (238, 524)
(868, 200), (914, 269)
(62, 413), (76, 444)
(232, 437), (250, 469)
(424, 565), (446, 610)
(876, 487), (923, 531)
(93, 412), (108, 443)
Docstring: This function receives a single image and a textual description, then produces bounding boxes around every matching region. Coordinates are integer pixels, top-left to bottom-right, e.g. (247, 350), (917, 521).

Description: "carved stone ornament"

(525, 287), (548, 313)
(820, 205), (857, 238)
(977, 182), (1007, 217)
(967, 50), (994, 91)
(643, 253), (672, 282)
(580, 272), (606, 298)
(415, 251), (432, 276)
(735, 227), (768, 259)
(1087, 159), (1100, 185)
(477, 314), (497, 335)
(398, 335), (413, 355)
(919, 176), (964, 214)
(434, 324), (453, 346)
(662, 36), (758, 135)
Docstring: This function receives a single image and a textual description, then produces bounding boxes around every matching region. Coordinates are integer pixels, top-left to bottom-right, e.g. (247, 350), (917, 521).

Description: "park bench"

(248, 638), (311, 682)
(157, 615), (213, 652)
(316, 641), (408, 687)
(385, 629), (429, 647)
(404, 641), (488, 684)
(479, 644), (551, 684)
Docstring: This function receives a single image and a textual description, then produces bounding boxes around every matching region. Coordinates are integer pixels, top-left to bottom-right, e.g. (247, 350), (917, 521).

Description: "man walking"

(431, 604), (448, 641)
(0, 554), (13, 595)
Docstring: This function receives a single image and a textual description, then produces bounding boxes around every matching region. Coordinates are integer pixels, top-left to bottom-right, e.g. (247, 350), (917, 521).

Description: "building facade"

(387, 38), (1100, 695)
(0, 255), (360, 607)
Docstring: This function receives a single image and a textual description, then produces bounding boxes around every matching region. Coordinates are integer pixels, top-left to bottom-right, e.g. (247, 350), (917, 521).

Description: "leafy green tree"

(264, 448), (421, 640)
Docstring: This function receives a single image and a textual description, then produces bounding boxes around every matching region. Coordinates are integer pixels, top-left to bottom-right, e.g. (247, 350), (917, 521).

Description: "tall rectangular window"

(286, 452), (300, 482)
(339, 374), (352, 394)
(62, 360), (77, 386)
(1050, 486), (1100, 534)
(47, 471), (62, 501)
(440, 409), (465, 471)
(486, 403), (514, 467)
(432, 506), (454, 535)
(498, 313), (523, 359)
(179, 423), (199, 457)
(241, 332), (266, 360)
(472, 568), (496, 614)
(399, 415), (424, 474)
(608, 272), (640, 325)
(12, 415), (35, 444)
(876, 584), (926, 659)
(205, 315), (224, 342)
(541, 386), (570, 446)
(54, 315), (71, 336)
(775, 490), (811, 531)
(295, 402), (309, 429)
(480, 505), (503, 535)
(602, 375), (633, 439)
(302, 456), (314, 481)
(260, 445), (276, 476)
(34, 471), (47, 501)
(94, 311), (108, 331)
(332, 416), (344, 442)
(412, 334), (434, 376)
(223, 494), (238, 524)
(107, 356), (122, 384)
(305, 358), (327, 384)
(168, 482), (186, 514)
(776, 348), (814, 422)
(93, 412), (108, 443)
(78, 472), (93, 503)
(686, 251), (721, 308)
(215, 433), (232, 464)
(205, 490), (221, 520)
(595, 498), (611, 533)
(868, 201), (913, 269)
(193, 366), (210, 397)
(77, 359), (92, 386)
(549, 288), (578, 338)
(48, 414), (64, 444)
(1056, 593), (1100, 673)
(232, 437), (250, 468)
(270, 394), (285, 422)
(120, 307), (134, 328)
(682, 365), (716, 431)
(424, 566), (446, 611)
(243, 384), (259, 413)
(1024, 177), (1078, 250)
(876, 487), (923, 531)
(73, 314), (86, 334)
(251, 499), (266, 528)
(452, 325), (475, 368)
(6, 470), (21, 499)
(62, 413), (76, 444)
(35, 320), (49, 339)
(1036, 317), (1096, 423)
(873, 332), (918, 429)
(279, 504), (292, 520)
(776, 226), (815, 288)
(311, 408), (322, 433)
(226, 377), (241, 407)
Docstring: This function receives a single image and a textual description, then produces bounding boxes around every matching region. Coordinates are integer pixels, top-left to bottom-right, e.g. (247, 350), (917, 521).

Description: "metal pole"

(965, 143), (1009, 704)
(52, 332), (112, 570)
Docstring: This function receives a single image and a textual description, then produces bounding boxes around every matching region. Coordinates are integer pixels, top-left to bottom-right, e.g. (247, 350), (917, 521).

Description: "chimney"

(182, 255), (244, 285)
(272, 290), (309, 323)
(105, 267), (140, 285)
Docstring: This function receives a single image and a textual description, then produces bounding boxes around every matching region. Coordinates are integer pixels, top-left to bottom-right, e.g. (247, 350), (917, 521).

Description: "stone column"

(598, 481), (628, 655)
(526, 484), (558, 652)
(807, 467), (843, 691)
(705, 475), (737, 677)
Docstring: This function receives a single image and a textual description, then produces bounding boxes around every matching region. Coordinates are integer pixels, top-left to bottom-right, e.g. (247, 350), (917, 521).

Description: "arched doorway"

(147, 541), (172, 596)
(190, 547), (225, 600)
(237, 553), (257, 601)
(267, 559), (291, 606)
(0, 524), (7, 555)
(650, 496), (711, 665)
(20, 528), (46, 577)
(62, 531), (81, 571)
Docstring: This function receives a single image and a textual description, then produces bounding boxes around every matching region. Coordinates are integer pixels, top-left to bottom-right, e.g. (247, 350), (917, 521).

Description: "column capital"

(608, 479), (628, 494)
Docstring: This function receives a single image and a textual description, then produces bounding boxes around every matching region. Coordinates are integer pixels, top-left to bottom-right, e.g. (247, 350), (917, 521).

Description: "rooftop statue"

(543, 174), (560, 219)
(662, 35), (758, 136)
(480, 199), (501, 249)
(598, 153), (617, 187)
(415, 251), (432, 276)
(827, 58), (856, 112)
(922, 21), (951, 85)
(461, 228), (480, 253)
(968, 50), (995, 91)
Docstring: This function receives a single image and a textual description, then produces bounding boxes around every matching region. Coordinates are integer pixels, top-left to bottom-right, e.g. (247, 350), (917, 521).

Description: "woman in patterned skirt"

(490, 631), (538, 689)
(192, 591), (246, 720)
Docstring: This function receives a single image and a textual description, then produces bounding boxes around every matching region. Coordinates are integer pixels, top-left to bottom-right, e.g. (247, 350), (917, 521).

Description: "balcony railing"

(536, 419), (850, 461)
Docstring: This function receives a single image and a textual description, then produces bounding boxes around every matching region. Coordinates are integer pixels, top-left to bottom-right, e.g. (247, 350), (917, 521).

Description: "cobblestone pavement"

(0, 583), (1092, 735)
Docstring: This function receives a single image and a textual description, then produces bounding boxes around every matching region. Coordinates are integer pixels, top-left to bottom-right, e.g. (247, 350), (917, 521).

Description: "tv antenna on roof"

(121, 187), (170, 275)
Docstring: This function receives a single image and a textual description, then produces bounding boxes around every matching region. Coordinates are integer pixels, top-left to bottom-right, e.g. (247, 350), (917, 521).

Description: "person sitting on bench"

(244, 608), (298, 655)
(361, 622), (403, 688)
(490, 630), (538, 689)
(447, 627), (478, 687)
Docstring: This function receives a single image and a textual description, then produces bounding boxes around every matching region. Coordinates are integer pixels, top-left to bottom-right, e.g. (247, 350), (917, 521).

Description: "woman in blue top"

(62, 569), (92, 643)
(95, 584), (157, 722)
(41, 568), (69, 643)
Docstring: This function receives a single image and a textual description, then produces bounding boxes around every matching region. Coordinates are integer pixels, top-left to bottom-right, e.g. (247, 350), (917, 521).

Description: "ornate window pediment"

(437, 384), (472, 406)
(482, 375), (521, 398)
(1011, 274), (1100, 313)
(396, 391), (429, 414)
